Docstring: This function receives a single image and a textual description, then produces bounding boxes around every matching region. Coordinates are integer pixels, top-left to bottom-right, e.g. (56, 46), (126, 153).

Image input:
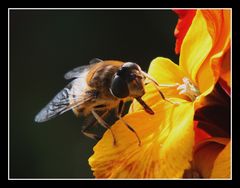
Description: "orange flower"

(194, 121), (211, 145)
(175, 10), (231, 178)
(89, 10), (231, 178)
(173, 9), (196, 54)
(184, 138), (230, 178)
(174, 9), (231, 94)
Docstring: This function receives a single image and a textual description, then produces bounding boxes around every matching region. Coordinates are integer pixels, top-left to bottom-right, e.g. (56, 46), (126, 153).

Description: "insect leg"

(141, 71), (179, 105)
(92, 110), (109, 127)
(117, 100), (125, 117)
(81, 130), (100, 141)
(117, 100), (141, 146)
(81, 123), (100, 141)
(81, 111), (109, 140)
(91, 110), (117, 145)
(135, 97), (154, 115)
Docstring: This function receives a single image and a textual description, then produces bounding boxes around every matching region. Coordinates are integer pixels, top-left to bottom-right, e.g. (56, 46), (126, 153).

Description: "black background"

(10, 9), (179, 178)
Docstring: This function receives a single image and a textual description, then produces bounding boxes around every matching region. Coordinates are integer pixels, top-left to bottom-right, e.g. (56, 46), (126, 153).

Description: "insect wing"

(34, 83), (73, 123)
(64, 65), (89, 80)
(36, 59), (105, 123)
(35, 70), (91, 123)
(89, 58), (103, 65)
(64, 58), (103, 80)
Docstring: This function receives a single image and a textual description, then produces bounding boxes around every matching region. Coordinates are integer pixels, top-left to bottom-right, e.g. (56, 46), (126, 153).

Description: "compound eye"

(110, 75), (129, 98)
(122, 62), (139, 70)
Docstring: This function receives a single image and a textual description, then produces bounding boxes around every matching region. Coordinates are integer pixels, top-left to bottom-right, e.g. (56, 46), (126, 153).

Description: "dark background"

(10, 9), (179, 178)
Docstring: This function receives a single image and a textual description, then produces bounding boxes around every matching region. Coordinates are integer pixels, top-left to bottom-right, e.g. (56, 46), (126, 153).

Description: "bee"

(35, 58), (172, 146)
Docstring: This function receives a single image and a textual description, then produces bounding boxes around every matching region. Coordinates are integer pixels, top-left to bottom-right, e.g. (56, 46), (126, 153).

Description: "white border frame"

(8, 8), (232, 180)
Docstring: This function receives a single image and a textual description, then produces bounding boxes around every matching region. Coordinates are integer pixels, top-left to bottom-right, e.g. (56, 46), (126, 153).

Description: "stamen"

(177, 77), (200, 101)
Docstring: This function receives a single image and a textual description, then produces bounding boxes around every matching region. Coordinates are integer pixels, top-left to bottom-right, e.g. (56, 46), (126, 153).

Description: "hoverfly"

(35, 58), (172, 146)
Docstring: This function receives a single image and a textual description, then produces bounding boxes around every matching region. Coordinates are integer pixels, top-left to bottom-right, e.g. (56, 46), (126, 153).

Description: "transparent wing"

(64, 65), (89, 80)
(89, 58), (103, 65)
(34, 77), (94, 123)
(64, 58), (103, 80)
(34, 84), (73, 123)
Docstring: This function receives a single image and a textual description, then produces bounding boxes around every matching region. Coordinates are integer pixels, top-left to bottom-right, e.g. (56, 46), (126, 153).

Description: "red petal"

(194, 121), (211, 145)
(173, 9), (196, 54)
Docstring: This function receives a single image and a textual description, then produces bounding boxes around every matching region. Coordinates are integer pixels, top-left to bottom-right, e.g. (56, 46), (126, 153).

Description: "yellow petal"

(148, 57), (183, 84)
(192, 137), (229, 178)
(210, 142), (231, 178)
(180, 10), (212, 85)
(89, 102), (195, 178)
(197, 10), (230, 95)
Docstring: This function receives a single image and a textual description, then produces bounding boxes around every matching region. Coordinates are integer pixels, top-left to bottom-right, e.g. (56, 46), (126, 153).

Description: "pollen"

(177, 77), (200, 101)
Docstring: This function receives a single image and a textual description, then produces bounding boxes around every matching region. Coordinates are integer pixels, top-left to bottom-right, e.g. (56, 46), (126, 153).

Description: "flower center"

(177, 77), (200, 101)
